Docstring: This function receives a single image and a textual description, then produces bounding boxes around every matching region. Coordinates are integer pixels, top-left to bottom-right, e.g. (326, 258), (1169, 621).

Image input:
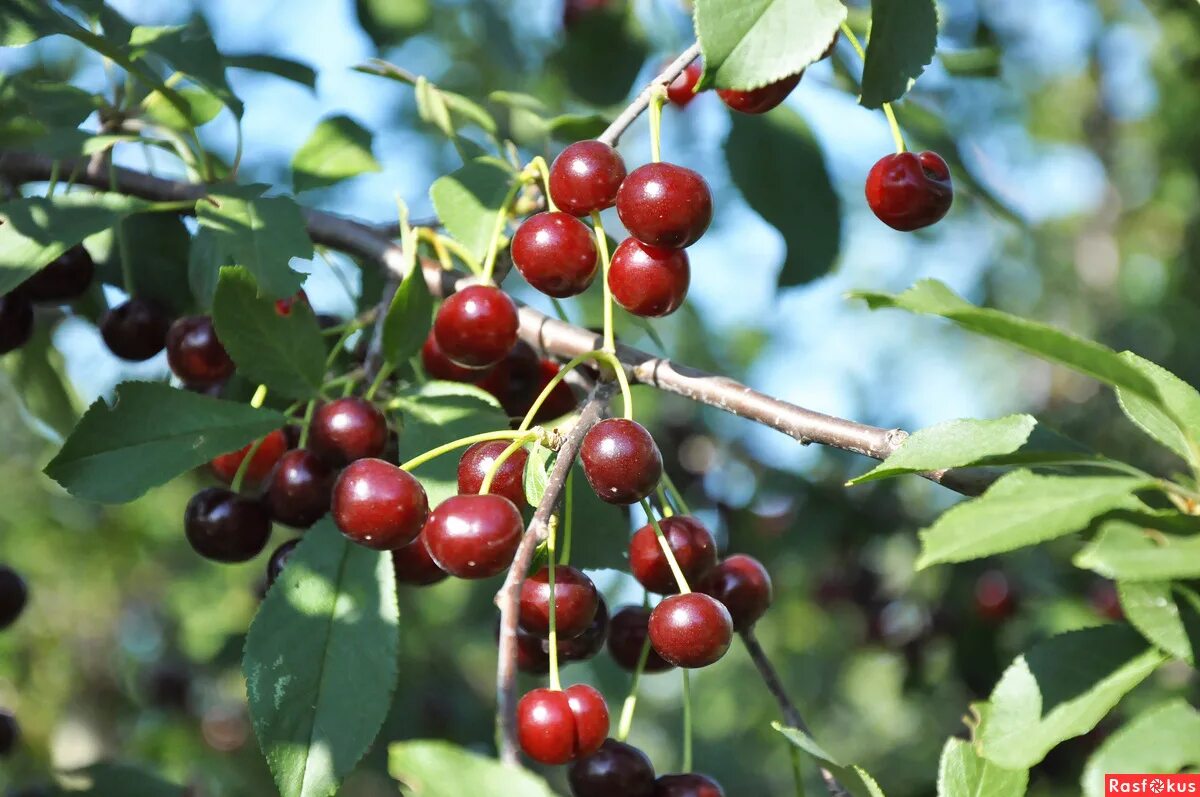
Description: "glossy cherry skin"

(549, 140), (627, 217)
(422, 494), (524, 579)
(698, 554), (773, 631)
(655, 773), (726, 797)
(477, 340), (541, 417)
(512, 212), (599, 298)
(629, 516), (717, 595)
(581, 418), (663, 504)
(0, 566), (28, 629)
(266, 539), (299, 587)
(616, 163), (713, 250)
(184, 487), (273, 563)
(0, 293), (34, 355)
(717, 71), (802, 114)
(607, 605), (674, 673)
(520, 565), (599, 638)
(865, 151), (953, 231)
(433, 285), (520, 369)
(266, 449), (334, 529)
(166, 315), (234, 387)
(0, 711), (19, 757)
(22, 245), (94, 302)
(392, 533), (448, 586)
(210, 429), (289, 487)
(99, 298), (171, 361)
(569, 738), (656, 797)
(421, 332), (484, 383)
(560, 595), (609, 663)
(608, 239), (690, 317)
(309, 397), (389, 466)
(517, 684), (610, 765)
(457, 441), (529, 507)
(648, 592), (733, 668)
(667, 60), (704, 108)
(332, 458), (429, 550)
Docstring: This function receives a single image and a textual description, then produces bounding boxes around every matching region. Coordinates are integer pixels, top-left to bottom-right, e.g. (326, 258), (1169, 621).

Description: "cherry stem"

(590, 211), (617, 354)
(682, 669), (693, 773)
(46, 159), (60, 197)
(560, 468), (574, 566)
(399, 429), (529, 472)
(661, 471), (691, 515)
(479, 433), (535, 495)
(250, 384), (268, 409)
(791, 745), (808, 797)
(365, 362), (392, 400)
(481, 179), (523, 284)
(230, 434), (266, 495)
(640, 498), (690, 594)
(838, 21), (907, 154)
(516, 349), (632, 431)
(656, 485), (675, 518)
(528, 156), (557, 213)
(615, 633), (654, 742)
(109, 158), (137, 295)
(546, 514), (562, 692)
(298, 399), (316, 449)
(649, 86), (667, 163)
(415, 226), (453, 271)
(325, 322), (363, 370)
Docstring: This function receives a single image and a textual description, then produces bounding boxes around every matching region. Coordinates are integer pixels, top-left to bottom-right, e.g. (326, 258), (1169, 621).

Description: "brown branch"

(599, 43), (703, 147)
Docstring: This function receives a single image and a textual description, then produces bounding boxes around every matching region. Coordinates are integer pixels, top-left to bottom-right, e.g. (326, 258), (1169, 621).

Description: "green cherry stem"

(365, 361), (393, 401)
(515, 350), (632, 431)
(590, 211), (617, 354)
(528, 156), (558, 213)
(640, 498), (691, 594)
(656, 485), (675, 518)
(478, 434), (536, 495)
(481, 179), (523, 284)
(615, 633), (654, 742)
(399, 429), (529, 472)
(230, 434), (267, 494)
(682, 669), (693, 773)
(790, 744), (808, 797)
(546, 514), (563, 692)
(298, 399), (316, 449)
(648, 85), (667, 163)
(109, 158), (137, 294)
(46, 160), (61, 197)
(838, 21), (906, 154)
(560, 468), (575, 566)
(661, 471), (692, 516)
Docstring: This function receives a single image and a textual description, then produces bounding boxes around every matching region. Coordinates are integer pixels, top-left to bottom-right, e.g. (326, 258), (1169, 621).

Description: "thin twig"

(598, 43), (703, 147)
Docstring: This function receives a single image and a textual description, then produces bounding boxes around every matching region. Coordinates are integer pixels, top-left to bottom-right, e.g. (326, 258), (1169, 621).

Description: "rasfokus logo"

(1106, 774), (1200, 794)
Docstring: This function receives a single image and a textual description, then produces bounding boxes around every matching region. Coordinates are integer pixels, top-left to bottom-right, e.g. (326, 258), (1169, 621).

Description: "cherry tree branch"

(598, 42), (703, 147)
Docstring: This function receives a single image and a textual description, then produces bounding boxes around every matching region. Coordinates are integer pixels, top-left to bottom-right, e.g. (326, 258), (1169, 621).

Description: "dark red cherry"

(616, 162), (712, 250)
(0, 566), (28, 629)
(21, 245), (94, 302)
(266, 449), (334, 528)
(309, 397), (389, 465)
(0, 293), (33, 355)
(476, 341), (542, 418)
(432, 285), (520, 369)
(549, 141), (627, 217)
(517, 684), (609, 765)
(667, 59), (704, 108)
(392, 533), (448, 586)
(166, 315), (234, 387)
(184, 487), (272, 563)
(512, 212), (599, 298)
(974, 570), (1017, 623)
(1089, 580), (1123, 621)
(210, 429), (289, 487)
(99, 298), (171, 361)
(648, 592), (732, 668)
(865, 151), (953, 231)
(457, 440), (528, 507)
(332, 458), (428, 550)
(569, 738), (656, 797)
(717, 72), (802, 114)
(607, 605), (674, 673)
(0, 711), (19, 757)
(520, 565), (599, 638)
(511, 623), (551, 674)
(628, 516), (717, 595)
(608, 239), (690, 317)
(580, 418), (662, 504)
(560, 595), (609, 663)
(655, 773), (725, 797)
(421, 332), (485, 383)
(698, 554), (772, 631)
(266, 539), (299, 587)
(422, 494), (523, 579)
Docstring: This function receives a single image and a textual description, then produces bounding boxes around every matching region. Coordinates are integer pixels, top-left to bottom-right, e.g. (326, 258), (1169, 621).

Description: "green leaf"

(381, 263), (434, 367)
(976, 625), (1164, 770)
(937, 738), (1027, 797)
(44, 382), (286, 503)
(3, 323), (79, 441)
(695, 0), (846, 91)
(522, 444), (555, 508)
(1118, 582), (1200, 663)
(545, 113), (610, 141)
(291, 115), (382, 193)
(389, 740), (557, 797)
(1073, 519), (1200, 581)
(197, 185), (312, 300)
(562, 461), (627, 570)
(141, 85), (224, 129)
(1115, 352), (1200, 465)
(98, 214), (194, 316)
(245, 521), (399, 797)
(429, 158), (516, 263)
(726, 107), (840, 288)
(1, 0), (74, 46)
(355, 0), (431, 48)
(226, 53), (317, 89)
(849, 415), (1036, 485)
(128, 19), (242, 117)
(916, 471), (1149, 568)
(773, 724), (887, 797)
(939, 47), (1002, 77)
(211, 267), (325, 399)
(551, 3), (649, 106)
(0, 76), (101, 129)
(1080, 700), (1200, 797)
(860, 0), (939, 108)
(56, 761), (186, 796)
(187, 228), (223, 309)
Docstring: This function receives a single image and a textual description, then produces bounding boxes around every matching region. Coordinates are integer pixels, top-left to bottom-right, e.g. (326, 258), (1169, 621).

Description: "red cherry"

(331, 459), (429, 550)
(99, 298), (171, 361)
(549, 141), (627, 217)
(0, 293), (34, 355)
(433, 285), (520, 369)
(615, 162), (712, 250)
(266, 539), (299, 587)
(1090, 580), (1124, 621)
(560, 595), (609, 663)
(512, 212), (599, 298)
(566, 685), (610, 760)
(580, 418), (663, 504)
(667, 60), (704, 108)
(21, 245), (94, 302)
(655, 773), (726, 797)
(265, 449), (334, 529)
(476, 339), (541, 417)
(184, 487), (273, 563)
(628, 516), (717, 595)
(309, 397), (389, 465)
(865, 151), (953, 231)
(274, 289), (309, 316)
(648, 593), (733, 668)
(608, 239), (690, 317)
(517, 684), (610, 765)
(717, 72), (802, 114)
(974, 570), (1017, 623)
(607, 605), (674, 673)
(0, 566), (28, 630)
(392, 533), (448, 586)
(421, 332), (486, 383)
(457, 440), (529, 507)
(520, 565), (599, 638)
(698, 554), (773, 631)
(210, 429), (289, 487)
(569, 738), (656, 797)
(166, 315), (234, 387)
(422, 494), (524, 579)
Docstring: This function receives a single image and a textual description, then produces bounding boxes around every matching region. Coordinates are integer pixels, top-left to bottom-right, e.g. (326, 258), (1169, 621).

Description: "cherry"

(332, 458), (428, 550)
(210, 429), (289, 487)
(520, 565), (599, 638)
(512, 212), (599, 298)
(99, 298), (171, 361)
(549, 140), (627, 217)
(423, 494), (524, 579)
(433, 285), (520, 370)
(309, 397), (389, 465)
(974, 570), (1017, 623)
(266, 539), (299, 587)
(698, 554), (773, 631)
(266, 449), (334, 529)
(184, 487), (272, 563)
(648, 592), (733, 668)
(392, 533), (448, 586)
(0, 566), (28, 629)
(421, 332), (485, 383)
(865, 151), (953, 231)
(0, 293), (34, 354)
(607, 605), (674, 673)
(477, 340), (541, 417)
(457, 441), (529, 507)
(1090, 580), (1123, 621)
(629, 516), (717, 595)
(560, 595), (609, 663)
(21, 245), (94, 302)
(655, 773), (726, 797)
(166, 315), (234, 387)
(514, 623), (552, 674)
(569, 738), (656, 797)
(608, 239), (690, 317)
(667, 60), (704, 108)
(580, 418), (663, 504)
(717, 72), (802, 114)
(616, 162), (713, 250)
(274, 290), (309, 316)
(0, 711), (19, 757)
(517, 684), (609, 765)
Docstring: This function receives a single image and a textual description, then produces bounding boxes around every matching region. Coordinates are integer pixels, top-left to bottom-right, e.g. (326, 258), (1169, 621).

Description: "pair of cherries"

(0, 244), (96, 355)
(569, 738), (726, 797)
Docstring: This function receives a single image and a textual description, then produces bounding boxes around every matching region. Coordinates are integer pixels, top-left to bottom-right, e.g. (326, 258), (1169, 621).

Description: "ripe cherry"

(569, 738), (656, 797)
(421, 332), (484, 383)
(655, 773), (726, 797)
(549, 140), (627, 217)
(392, 533), (448, 586)
(266, 449), (334, 529)
(21, 245), (94, 302)
(332, 458), (428, 550)
(309, 397), (389, 465)
(608, 239), (689, 317)
(581, 418), (663, 504)
(184, 487), (272, 563)
(0, 566), (28, 629)
(560, 595), (609, 663)
(699, 554), (773, 631)
(210, 429), (289, 487)
(166, 315), (234, 387)
(717, 72), (802, 114)
(457, 441), (528, 507)
(648, 592), (733, 668)
(1090, 580), (1123, 621)
(520, 565), (599, 638)
(607, 605), (674, 673)
(99, 298), (171, 361)
(266, 539), (299, 587)
(974, 570), (1016, 623)
(0, 711), (19, 757)
(0, 293), (34, 354)
(274, 290), (309, 316)
(433, 285), (520, 369)
(629, 516), (717, 595)
(517, 684), (610, 765)
(512, 212), (599, 298)
(616, 163), (713, 250)
(477, 340), (541, 416)
(865, 151), (953, 231)
(667, 60), (704, 108)
(422, 494), (524, 579)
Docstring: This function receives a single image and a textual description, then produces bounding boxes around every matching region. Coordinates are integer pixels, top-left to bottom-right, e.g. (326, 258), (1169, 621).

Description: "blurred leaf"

(939, 47), (1001, 77)
(245, 520), (399, 797)
(1, 0), (75, 46)
(1116, 352), (1200, 466)
(1080, 699), (1200, 797)
(489, 91), (547, 114)
(1074, 519), (1200, 581)
(860, 0), (938, 108)
(226, 53), (317, 89)
(355, 0), (431, 48)
(1118, 581), (1200, 663)
(44, 381), (286, 503)
(142, 85), (224, 129)
(381, 260), (434, 367)
(0, 76), (101, 128)
(291, 115), (382, 193)
(441, 91), (498, 136)
(429, 158), (516, 263)
(773, 724), (887, 797)
(4, 323), (79, 440)
(551, 2), (648, 106)
(56, 761), (186, 796)
(937, 738), (1027, 797)
(128, 18), (242, 117)
(197, 184), (311, 299)
(101, 213), (194, 316)
(523, 444), (555, 508)
(389, 740), (557, 797)
(187, 227), (222, 308)
(546, 113), (610, 141)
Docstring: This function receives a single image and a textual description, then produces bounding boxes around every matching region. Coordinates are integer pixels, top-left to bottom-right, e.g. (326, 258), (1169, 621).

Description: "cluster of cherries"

(0, 566), (28, 759)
